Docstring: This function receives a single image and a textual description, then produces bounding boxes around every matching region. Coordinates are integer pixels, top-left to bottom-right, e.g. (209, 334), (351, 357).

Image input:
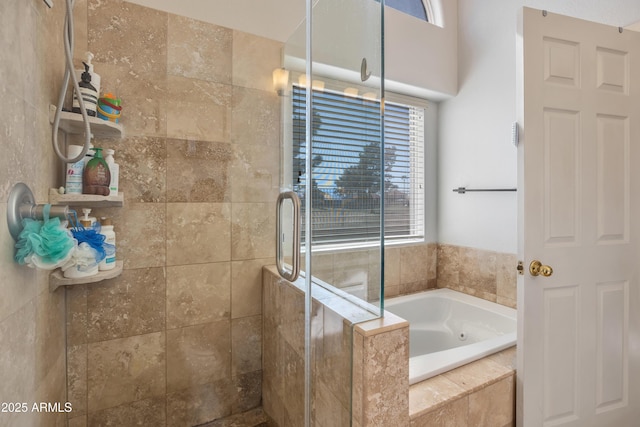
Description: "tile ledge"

(408, 347), (517, 420)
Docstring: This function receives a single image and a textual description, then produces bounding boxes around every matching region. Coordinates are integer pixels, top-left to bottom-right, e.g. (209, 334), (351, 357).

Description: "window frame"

(287, 82), (429, 252)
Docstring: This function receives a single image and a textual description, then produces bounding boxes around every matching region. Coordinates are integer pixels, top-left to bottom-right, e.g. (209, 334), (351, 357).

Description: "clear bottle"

(98, 217), (116, 271)
(104, 149), (120, 196)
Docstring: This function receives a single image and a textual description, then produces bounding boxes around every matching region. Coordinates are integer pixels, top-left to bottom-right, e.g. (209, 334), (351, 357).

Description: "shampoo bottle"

(98, 217), (116, 271)
(104, 149), (120, 196)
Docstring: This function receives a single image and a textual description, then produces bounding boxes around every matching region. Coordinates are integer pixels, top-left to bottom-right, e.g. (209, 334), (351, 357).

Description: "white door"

(517, 8), (640, 427)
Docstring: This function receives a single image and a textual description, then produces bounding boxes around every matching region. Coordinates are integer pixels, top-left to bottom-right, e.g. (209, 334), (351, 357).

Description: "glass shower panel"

(277, 0), (384, 425)
(309, 0), (384, 309)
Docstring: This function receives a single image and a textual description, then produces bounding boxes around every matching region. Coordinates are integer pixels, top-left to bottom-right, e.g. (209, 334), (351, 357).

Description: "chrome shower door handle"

(276, 191), (301, 281)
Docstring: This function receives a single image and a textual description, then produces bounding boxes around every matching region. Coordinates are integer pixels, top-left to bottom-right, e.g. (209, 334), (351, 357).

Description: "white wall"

(438, 0), (640, 253)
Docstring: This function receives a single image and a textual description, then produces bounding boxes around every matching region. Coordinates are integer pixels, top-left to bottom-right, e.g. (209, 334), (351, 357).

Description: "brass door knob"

(529, 260), (553, 277)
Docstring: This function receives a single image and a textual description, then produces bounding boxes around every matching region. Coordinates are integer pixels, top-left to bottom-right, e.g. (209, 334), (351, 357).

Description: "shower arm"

(51, 0), (92, 165)
(6, 183), (70, 242)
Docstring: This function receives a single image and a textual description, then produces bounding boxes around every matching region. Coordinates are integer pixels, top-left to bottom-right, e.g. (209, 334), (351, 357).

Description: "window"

(381, 0), (431, 22)
(292, 85), (425, 247)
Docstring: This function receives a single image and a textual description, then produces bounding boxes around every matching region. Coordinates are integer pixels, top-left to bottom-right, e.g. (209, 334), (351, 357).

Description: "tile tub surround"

(262, 266), (410, 427)
(437, 244), (518, 309)
(409, 347), (517, 427)
(64, 0), (282, 424)
(0, 0), (69, 426)
(300, 242), (438, 303)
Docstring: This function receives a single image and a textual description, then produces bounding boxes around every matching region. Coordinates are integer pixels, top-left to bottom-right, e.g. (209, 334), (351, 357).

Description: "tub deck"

(409, 346), (516, 426)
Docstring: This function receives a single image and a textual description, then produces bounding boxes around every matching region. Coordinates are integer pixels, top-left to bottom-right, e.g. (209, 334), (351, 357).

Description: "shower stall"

(272, 0), (386, 424)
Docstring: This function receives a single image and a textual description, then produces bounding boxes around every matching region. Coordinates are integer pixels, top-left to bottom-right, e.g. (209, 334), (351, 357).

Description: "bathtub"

(385, 288), (517, 385)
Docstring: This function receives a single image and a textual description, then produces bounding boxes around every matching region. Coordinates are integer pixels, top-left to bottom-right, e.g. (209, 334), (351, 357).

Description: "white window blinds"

(292, 85), (425, 246)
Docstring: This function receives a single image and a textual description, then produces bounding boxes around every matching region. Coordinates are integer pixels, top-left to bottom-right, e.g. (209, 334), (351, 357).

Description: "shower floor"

(196, 407), (267, 427)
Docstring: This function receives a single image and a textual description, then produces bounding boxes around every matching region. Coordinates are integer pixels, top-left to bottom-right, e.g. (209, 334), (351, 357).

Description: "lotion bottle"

(104, 149), (120, 196)
(98, 217), (116, 271)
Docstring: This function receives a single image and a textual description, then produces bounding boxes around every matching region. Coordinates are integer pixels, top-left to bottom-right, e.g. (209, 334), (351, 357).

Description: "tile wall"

(262, 266), (410, 427)
(0, 0), (68, 426)
(437, 244), (517, 308)
(64, 0), (282, 425)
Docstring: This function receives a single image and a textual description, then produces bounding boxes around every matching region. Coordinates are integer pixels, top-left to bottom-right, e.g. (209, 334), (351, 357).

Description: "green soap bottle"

(83, 148), (111, 196)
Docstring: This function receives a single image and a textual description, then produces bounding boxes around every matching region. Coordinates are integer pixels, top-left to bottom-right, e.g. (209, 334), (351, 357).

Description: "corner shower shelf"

(49, 105), (124, 139)
(49, 260), (123, 292)
(49, 188), (124, 208)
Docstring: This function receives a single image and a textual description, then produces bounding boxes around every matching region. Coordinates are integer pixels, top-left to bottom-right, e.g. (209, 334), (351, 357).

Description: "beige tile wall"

(263, 266), (410, 427)
(0, 0), (68, 426)
(437, 244), (517, 308)
(65, 0), (282, 424)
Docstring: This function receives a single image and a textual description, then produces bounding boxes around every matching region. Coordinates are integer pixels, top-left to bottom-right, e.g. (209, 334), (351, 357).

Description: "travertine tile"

(166, 203), (231, 265)
(166, 262), (231, 329)
(67, 344), (88, 417)
(384, 246), (401, 287)
(100, 136), (167, 203)
(468, 375), (515, 427)
(87, 332), (166, 412)
(231, 258), (269, 319)
(410, 395), (468, 427)
(96, 203), (166, 269)
(351, 331), (364, 427)
(318, 306), (352, 406)
(306, 252), (334, 285)
(232, 370), (262, 414)
(313, 380), (350, 427)
(166, 75), (232, 106)
(231, 203), (275, 260)
(165, 75), (232, 143)
(437, 244), (460, 287)
(166, 378), (234, 426)
(232, 31), (283, 92)
(65, 285), (87, 346)
(459, 246), (497, 295)
(400, 244), (432, 292)
(283, 340), (305, 427)
(279, 281), (305, 357)
(198, 407), (268, 427)
(442, 357), (513, 394)
(0, 92), (36, 204)
(86, 267), (165, 342)
(230, 142), (280, 203)
(497, 252), (518, 303)
(231, 86), (280, 146)
(489, 347), (517, 370)
(88, 396), (166, 427)
(35, 281), (66, 384)
(167, 15), (232, 84)
(166, 139), (232, 202)
(166, 321), (231, 392)
(68, 415), (87, 427)
(0, 204), (38, 321)
(88, 0), (168, 76)
(409, 374), (467, 418)
(94, 62), (167, 101)
(0, 301), (36, 407)
(334, 250), (370, 291)
(231, 315), (262, 376)
(362, 326), (410, 426)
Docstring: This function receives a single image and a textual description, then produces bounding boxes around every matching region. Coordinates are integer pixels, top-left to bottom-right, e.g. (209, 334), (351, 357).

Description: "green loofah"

(14, 205), (75, 268)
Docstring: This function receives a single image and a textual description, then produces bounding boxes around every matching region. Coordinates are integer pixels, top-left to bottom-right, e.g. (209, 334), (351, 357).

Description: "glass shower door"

(275, 0), (384, 425)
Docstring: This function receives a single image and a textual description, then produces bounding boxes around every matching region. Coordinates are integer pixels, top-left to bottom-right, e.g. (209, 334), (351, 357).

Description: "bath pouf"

(14, 210), (76, 270)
